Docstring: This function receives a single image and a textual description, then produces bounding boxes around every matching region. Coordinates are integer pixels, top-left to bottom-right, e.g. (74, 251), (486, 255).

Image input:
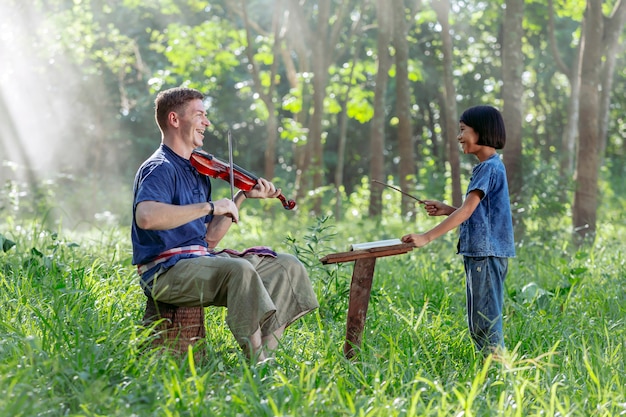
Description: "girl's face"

(457, 122), (480, 155)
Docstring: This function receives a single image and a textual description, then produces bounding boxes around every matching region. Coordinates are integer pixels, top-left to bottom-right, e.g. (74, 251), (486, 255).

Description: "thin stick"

(371, 179), (425, 204)
(227, 130), (235, 201)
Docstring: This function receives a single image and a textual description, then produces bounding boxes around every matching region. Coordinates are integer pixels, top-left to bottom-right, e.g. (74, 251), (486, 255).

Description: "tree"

(233, 0), (286, 180)
(573, 0), (626, 243)
(393, 0), (417, 218)
(501, 0), (525, 217)
(333, 28), (365, 220)
(285, 0), (360, 214)
(547, 0), (583, 176)
(432, 0), (462, 208)
(368, 0), (393, 218)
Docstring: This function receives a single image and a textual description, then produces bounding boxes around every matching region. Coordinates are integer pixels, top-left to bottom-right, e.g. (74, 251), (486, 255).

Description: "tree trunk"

(335, 105), (348, 221)
(234, 0), (284, 180)
(368, 0), (393, 218)
(433, 0), (462, 208)
(560, 47), (582, 177)
(393, 0), (416, 218)
(308, 0), (331, 214)
(285, 0), (357, 215)
(548, 0), (582, 177)
(310, 52), (329, 214)
(598, 1), (626, 159)
(501, 0), (525, 225)
(573, 0), (604, 242)
(279, 6), (309, 202)
(573, 0), (626, 243)
(335, 42), (361, 221)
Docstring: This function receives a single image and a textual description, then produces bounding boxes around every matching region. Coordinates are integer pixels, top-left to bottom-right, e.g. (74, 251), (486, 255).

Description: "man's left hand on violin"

(245, 178), (282, 199)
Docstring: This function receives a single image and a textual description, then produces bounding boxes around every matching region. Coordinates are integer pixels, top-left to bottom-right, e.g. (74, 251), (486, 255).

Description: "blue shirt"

(131, 144), (214, 286)
(458, 154), (516, 258)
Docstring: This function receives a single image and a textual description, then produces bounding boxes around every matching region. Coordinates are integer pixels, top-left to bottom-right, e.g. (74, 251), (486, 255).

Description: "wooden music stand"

(319, 242), (414, 359)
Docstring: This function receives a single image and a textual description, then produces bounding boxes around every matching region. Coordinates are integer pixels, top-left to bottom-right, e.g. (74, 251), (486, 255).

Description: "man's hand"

(245, 178), (281, 199)
(212, 198), (239, 223)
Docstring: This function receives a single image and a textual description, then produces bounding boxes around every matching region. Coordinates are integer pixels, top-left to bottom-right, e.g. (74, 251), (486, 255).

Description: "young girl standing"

(401, 105), (515, 353)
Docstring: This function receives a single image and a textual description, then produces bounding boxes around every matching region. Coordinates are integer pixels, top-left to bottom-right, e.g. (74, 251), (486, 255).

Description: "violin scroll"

(277, 195), (296, 210)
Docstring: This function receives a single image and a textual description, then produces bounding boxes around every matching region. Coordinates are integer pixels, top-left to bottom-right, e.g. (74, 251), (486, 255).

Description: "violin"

(190, 149), (296, 210)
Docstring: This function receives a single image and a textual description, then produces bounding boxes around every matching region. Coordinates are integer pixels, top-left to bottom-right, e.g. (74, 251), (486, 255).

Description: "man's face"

(178, 98), (210, 148)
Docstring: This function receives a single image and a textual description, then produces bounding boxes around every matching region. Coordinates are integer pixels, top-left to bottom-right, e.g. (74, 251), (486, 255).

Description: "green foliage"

(5, 0), (624, 240)
(156, 20), (241, 83)
(346, 89), (376, 124)
(1, 173), (132, 231)
(1, 207), (625, 416)
(283, 215), (375, 321)
(0, 233), (15, 252)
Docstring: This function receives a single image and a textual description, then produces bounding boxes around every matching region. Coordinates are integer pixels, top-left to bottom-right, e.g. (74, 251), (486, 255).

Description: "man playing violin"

(131, 87), (318, 363)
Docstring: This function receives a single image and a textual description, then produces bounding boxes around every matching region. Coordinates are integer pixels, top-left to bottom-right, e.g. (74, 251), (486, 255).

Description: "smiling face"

(177, 98), (211, 149)
(457, 121), (497, 162)
(458, 121), (480, 155)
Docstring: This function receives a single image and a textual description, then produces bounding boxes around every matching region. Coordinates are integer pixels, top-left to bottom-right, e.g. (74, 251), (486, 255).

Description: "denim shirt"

(131, 144), (214, 286)
(458, 154), (515, 258)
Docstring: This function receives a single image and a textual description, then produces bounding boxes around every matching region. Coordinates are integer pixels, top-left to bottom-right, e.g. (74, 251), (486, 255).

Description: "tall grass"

(0, 202), (624, 416)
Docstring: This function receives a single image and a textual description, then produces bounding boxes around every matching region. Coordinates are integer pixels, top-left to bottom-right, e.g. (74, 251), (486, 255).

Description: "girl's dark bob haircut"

(459, 105), (506, 150)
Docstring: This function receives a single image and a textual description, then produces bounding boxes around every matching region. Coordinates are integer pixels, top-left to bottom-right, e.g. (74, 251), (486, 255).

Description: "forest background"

(1, 0), (625, 242)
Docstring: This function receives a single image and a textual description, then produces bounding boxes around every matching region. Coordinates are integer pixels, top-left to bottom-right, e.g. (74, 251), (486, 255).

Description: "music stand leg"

(343, 257), (377, 359)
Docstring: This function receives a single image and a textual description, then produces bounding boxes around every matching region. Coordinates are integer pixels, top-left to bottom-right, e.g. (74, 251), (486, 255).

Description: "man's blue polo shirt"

(131, 144), (214, 287)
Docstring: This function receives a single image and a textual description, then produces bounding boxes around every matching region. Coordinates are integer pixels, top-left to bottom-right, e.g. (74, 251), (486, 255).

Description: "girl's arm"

(401, 190), (483, 248)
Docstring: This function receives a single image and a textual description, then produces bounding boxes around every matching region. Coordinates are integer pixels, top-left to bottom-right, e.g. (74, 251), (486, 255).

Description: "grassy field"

(0, 205), (625, 416)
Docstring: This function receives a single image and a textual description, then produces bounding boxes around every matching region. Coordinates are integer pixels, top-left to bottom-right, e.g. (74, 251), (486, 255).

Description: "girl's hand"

(401, 233), (430, 248)
(422, 200), (456, 216)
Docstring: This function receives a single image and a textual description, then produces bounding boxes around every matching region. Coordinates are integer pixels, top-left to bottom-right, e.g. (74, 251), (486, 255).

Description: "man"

(131, 87), (318, 362)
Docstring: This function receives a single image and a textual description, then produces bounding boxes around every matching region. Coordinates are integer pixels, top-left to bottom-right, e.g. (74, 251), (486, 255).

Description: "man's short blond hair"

(154, 87), (204, 132)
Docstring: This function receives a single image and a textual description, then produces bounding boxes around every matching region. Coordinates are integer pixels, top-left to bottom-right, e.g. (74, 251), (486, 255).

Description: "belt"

(137, 245), (211, 276)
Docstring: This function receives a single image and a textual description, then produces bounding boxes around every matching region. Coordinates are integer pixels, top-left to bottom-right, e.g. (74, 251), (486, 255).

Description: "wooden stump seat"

(142, 297), (206, 358)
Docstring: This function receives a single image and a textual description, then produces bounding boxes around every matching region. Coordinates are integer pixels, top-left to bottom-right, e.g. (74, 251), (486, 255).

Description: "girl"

(401, 105), (515, 353)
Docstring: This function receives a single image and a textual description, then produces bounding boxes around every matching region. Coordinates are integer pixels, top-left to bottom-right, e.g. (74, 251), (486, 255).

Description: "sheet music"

(350, 238), (403, 251)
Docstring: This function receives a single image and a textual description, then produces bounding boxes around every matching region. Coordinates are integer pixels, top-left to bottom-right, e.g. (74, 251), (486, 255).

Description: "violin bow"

(371, 179), (425, 204)
(227, 130), (235, 201)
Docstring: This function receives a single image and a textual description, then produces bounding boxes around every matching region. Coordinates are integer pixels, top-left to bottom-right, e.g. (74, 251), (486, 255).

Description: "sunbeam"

(0, 2), (126, 228)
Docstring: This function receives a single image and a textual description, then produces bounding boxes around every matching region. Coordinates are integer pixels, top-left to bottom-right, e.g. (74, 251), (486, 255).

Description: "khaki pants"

(149, 252), (319, 348)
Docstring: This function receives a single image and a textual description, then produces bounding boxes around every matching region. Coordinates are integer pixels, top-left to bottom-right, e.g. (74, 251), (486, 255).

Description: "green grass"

(1, 209), (625, 416)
